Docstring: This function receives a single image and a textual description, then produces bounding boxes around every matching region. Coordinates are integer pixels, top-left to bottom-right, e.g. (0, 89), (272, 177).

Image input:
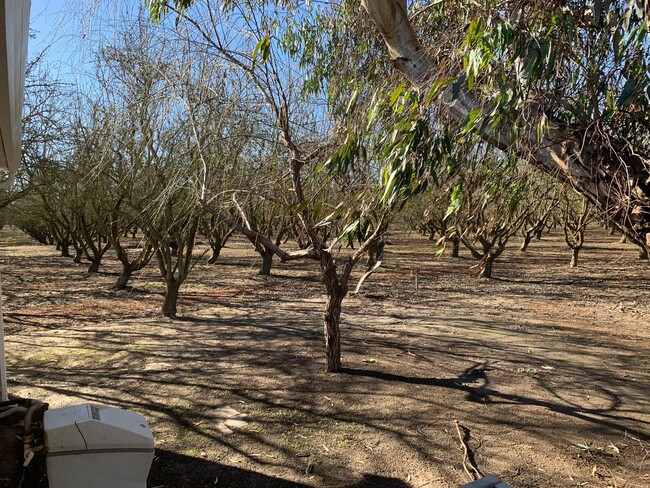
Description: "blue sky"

(29, 0), (82, 77)
(28, 0), (142, 84)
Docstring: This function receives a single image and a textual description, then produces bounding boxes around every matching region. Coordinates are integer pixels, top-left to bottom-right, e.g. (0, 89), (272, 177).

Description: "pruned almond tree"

(561, 192), (596, 268)
(519, 179), (561, 252)
(444, 146), (531, 279)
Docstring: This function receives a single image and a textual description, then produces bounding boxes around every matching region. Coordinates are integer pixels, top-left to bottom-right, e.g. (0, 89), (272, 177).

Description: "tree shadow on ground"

(149, 449), (411, 488)
(149, 449), (308, 487)
(341, 366), (648, 440)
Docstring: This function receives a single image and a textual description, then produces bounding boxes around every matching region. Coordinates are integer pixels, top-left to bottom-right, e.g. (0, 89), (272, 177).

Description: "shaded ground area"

(0, 398), (47, 488)
(1, 226), (649, 487)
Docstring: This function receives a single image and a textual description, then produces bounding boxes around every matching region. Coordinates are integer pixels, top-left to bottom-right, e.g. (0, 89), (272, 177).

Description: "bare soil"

(1, 226), (649, 488)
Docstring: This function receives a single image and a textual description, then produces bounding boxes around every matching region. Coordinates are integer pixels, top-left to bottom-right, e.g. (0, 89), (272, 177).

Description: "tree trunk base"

(259, 251), (273, 275)
(113, 270), (133, 290)
(451, 237), (460, 258)
(478, 256), (494, 279)
(162, 280), (181, 318)
(323, 294), (343, 373)
(207, 246), (222, 264)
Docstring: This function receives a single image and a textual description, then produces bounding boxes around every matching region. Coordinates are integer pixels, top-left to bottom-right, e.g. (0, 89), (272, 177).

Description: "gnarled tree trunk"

(207, 245), (223, 264)
(322, 257), (344, 373)
(112, 244), (154, 290)
(87, 259), (101, 273)
(479, 253), (494, 279)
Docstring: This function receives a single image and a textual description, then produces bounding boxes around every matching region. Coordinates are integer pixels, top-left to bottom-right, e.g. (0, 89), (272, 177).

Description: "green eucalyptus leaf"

(346, 88), (360, 114)
(252, 35), (271, 64)
(617, 78), (637, 106)
(389, 84), (404, 108)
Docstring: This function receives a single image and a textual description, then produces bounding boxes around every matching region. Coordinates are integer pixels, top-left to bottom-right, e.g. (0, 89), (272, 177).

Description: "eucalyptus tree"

(359, 0), (650, 253)
(220, 0), (648, 255)
(183, 0), (647, 258)
(148, 1), (434, 372)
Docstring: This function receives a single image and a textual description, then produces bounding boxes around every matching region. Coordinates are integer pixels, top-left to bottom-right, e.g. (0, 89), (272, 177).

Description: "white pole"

(0, 273), (8, 401)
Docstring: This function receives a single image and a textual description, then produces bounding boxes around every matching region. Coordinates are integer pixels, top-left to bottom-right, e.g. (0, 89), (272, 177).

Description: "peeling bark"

(322, 255), (344, 373)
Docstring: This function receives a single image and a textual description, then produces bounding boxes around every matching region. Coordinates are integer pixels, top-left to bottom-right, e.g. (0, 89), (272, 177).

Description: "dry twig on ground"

(454, 420), (482, 482)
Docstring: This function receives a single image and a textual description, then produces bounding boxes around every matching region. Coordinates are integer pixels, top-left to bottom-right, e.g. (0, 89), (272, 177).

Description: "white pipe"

(0, 273), (7, 401)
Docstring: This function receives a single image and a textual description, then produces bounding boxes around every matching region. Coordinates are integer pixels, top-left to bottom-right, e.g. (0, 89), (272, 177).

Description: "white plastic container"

(44, 404), (154, 488)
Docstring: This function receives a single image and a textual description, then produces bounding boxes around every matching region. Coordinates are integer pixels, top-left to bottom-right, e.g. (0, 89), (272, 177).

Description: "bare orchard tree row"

(5, 10), (394, 372)
(5, 1), (649, 373)
(402, 159), (648, 277)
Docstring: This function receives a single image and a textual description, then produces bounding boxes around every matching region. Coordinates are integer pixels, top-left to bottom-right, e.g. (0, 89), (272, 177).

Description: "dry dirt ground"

(1, 226), (649, 488)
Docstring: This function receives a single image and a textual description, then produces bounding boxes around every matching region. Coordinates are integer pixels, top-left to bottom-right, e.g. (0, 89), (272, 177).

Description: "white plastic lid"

(44, 404), (90, 453)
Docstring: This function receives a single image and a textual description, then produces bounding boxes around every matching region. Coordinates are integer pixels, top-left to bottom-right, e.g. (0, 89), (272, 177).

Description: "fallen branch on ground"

(454, 420), (483, 483)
